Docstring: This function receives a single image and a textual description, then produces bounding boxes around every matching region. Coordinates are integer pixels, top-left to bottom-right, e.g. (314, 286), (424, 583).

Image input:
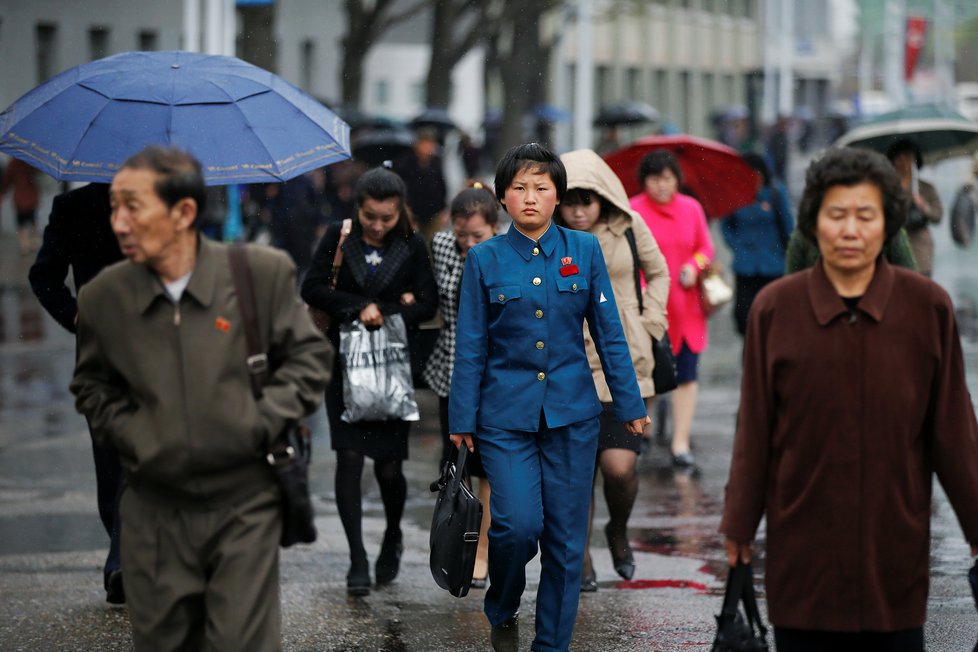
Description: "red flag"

(904, 16), (928, 81)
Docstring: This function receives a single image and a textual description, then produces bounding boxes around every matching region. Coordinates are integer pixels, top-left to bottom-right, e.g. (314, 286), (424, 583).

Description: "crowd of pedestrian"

(14, 110), (978, 652)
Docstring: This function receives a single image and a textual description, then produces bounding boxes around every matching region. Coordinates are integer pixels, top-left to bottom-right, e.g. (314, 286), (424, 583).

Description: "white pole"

(573, 0), (594, 150)
(761, 0), (777, 124)
(204, 0), (222, 55)
(183, 0), (200, 53)
(883, 0), (905, 107)
(223, 0), (236, 57)
(777, 0), (794, 118)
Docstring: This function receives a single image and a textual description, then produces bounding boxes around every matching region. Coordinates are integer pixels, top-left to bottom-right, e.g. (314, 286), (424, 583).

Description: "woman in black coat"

(301, 167), (438, 595)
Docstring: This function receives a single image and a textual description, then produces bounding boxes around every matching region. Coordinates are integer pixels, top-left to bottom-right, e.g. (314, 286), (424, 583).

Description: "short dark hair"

(884, 138), (923, 169)
(796, 147), (908, 246)
(450, 185), (500, 226)
(741, 152), (771, 187)
(120, 146), (207, 222)
(353, 166), (413, 241)
(553, 187), (614, 228)
(637, 149), (683, 186)
(493, 143), (567, 203)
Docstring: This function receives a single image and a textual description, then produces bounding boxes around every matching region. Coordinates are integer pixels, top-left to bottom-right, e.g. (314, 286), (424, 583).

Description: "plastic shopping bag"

(339, 314), (420, 423)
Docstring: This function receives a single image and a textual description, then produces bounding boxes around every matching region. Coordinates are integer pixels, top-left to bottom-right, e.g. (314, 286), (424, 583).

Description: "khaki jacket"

(561, 149), (670, 400)
(71, 237), (333, 504)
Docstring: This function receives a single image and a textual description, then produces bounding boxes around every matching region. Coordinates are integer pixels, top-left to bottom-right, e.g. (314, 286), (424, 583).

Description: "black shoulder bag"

(711, 561), (769, 652)
(429, 445), (483, 598)
(228, 244), (317, 548)
(624, 227), (678, 394)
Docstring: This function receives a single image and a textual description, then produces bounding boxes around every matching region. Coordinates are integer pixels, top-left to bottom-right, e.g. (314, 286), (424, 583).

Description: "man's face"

(815, 182), (886, 278)
(109, 167), (189, 269)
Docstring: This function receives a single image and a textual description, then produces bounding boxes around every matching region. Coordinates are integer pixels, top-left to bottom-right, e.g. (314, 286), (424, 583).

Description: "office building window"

(626, 67), (642, 99)
(89, 26), (110, 61)
(374, 80), (390, 106)
(300, 39), (315, 90)
(138, 30), (158, 52)
(36, 23), (58, 83)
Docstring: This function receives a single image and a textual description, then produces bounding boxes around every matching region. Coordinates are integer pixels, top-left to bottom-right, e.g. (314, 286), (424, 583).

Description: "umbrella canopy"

(603, 134), (760, 218)
(834, 103), (978, 165)
(409, 107), (456, 133)
(594, 101), (660, 127)
(352, 128), (414, 167)
(0, 51), (351, 185)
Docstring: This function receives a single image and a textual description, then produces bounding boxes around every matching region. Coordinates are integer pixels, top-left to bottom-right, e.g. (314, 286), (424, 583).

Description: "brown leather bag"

(308, 218), (352, 332)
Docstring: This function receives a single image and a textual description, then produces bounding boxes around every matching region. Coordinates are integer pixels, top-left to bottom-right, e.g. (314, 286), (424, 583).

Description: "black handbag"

(624, 227), (678, 394)
(229, 244), (318, 548)
(711, 561), (769, 652)
(429, 445), (483, 598)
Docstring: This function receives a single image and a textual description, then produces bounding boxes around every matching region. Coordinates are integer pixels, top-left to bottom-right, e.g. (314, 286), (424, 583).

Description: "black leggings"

(334, 448), (406, 560)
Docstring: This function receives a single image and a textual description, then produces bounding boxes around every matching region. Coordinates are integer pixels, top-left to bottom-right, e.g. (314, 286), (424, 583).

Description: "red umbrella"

(603, 134), (760, 218)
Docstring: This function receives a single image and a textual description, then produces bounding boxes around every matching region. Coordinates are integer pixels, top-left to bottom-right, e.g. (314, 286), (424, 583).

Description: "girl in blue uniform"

(448, 143), (649, 652)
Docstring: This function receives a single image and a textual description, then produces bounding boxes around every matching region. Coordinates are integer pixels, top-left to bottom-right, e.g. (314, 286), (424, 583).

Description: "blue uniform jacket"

(449, 223), (646, 434)
(721, 184), (794, 277)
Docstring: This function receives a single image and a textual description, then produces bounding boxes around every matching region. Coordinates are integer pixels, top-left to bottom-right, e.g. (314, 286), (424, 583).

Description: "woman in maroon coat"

(720, 147), (978, 651)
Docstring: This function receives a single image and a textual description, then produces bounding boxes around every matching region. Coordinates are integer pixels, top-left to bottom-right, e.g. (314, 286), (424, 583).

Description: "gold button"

(532, 247), (540, 256)
(537, 372), (546, 381)
(535, 309), (544, 319)
(571, 283), (578, 291)
(497, 294), (505, 301)
(532, 277), (541, 286)
(536, 341), (545, 349)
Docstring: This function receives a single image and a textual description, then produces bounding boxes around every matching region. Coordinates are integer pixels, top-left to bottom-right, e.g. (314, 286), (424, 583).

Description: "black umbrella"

(352, 128), (414, 167)
(594, 101), (660, 127)
(410, 107), (457, 133)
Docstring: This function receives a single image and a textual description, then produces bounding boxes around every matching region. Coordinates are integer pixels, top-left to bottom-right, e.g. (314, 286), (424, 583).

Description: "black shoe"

(375, 530), (403, 586)
(605, 522), (635, 581)
(490, 614), (519, 652)
(580, 568), (598, 593)
(470, 576), (487, 590)
(671, 451), (696, 469)
(347, 556), (370, 596)
(104, 569), (125, 605)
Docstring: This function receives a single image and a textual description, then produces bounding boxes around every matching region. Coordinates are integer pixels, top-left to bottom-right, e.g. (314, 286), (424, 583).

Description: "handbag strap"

(623, 227), (644, 313)
(739, 562), (768, 639)
(228, 244), (266, 401)
(329, 218), (353, 289)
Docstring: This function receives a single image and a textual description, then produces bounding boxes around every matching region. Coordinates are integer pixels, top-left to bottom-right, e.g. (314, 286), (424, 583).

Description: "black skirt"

(597, 402), (641, 454)
(325, 356), (410, 462)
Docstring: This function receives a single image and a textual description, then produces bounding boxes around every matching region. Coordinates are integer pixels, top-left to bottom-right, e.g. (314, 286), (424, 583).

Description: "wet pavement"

(1, 155), (978, 651)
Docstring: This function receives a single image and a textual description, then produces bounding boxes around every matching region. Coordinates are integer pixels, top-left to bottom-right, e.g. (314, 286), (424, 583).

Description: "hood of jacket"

(560, 148), (635, 218)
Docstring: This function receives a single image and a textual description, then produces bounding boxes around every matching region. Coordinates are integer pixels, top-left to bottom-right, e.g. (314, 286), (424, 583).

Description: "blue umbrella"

(0, 51), (351, 185)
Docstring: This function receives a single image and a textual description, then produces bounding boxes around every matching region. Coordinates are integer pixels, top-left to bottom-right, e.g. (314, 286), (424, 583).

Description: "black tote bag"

(429, 445), (483, 598)
(711, 561), (769, 652)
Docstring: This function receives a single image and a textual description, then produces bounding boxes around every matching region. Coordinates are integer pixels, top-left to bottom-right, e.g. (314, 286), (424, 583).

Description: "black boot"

(347, 552), (370, 596)
(375, 529), (403, 586)
(605, 521), (635, 580)
(490, 614), (519, 652)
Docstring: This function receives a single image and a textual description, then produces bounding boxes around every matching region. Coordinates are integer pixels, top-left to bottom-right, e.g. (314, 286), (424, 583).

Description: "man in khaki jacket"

(70, 146), (332, 651)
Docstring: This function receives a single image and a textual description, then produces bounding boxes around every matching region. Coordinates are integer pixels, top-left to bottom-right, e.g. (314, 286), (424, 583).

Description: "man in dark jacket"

(70, 146), (332, 651)
(28, 183), (127, 603)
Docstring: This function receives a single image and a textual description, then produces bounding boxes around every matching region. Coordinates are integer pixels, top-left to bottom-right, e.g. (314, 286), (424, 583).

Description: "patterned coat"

(423, 230), (464, 397)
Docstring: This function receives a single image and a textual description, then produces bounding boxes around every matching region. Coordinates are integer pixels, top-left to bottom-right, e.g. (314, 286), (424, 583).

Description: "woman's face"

(452, 213), (495, 258)
(501, 167), (559, 238)
(558, 194), (602, 232)
(815, 182), (886, 280)
(643, 168), (679, 205)
(358, 196), (401, 246)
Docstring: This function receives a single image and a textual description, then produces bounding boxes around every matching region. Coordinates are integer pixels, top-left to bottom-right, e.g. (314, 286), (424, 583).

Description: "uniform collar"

(132, 235), (214, 314)
(505, 221), (558, 260)
(809, 256), (894, 326)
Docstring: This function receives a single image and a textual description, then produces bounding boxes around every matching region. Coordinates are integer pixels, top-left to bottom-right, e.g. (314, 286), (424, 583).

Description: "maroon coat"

(720, 258), (978, 631)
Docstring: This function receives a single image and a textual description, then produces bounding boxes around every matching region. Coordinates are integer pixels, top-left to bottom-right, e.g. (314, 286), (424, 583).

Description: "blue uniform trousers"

(479, 414), (600, 652)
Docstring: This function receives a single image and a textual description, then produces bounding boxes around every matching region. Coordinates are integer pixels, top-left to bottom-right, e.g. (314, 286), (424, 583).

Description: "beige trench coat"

(560, 149), (670, 402)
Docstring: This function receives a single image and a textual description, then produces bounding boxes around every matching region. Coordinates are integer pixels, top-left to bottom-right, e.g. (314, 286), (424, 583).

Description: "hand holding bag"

(228, 244), (319, 547)
(711, 561), (769, 652)
(429, 445), (483, 598)
(339, 313), (420, 423)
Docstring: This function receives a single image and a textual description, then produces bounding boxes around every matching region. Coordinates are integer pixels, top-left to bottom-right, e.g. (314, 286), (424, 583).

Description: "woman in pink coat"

(630, 149), (714, 469)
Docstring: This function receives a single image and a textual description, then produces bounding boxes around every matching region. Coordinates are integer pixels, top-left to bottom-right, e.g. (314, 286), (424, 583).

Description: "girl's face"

(358, 196), (401, 246)
(452, 213), (495, 259)
(558, 194), (602, 232)
(501, 167), (559, 239)
(643, 168), (679, 205)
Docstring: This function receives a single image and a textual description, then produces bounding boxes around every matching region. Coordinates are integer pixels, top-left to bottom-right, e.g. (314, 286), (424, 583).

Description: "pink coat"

(630, 192), (714, 354)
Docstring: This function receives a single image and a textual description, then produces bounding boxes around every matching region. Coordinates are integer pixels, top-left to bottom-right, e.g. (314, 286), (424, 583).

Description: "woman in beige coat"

(557, 149), (670, 590)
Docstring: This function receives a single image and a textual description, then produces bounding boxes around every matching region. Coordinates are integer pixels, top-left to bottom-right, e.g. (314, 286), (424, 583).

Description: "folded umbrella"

(603, 134), (760, 218)
(0, 51), (351, 185)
